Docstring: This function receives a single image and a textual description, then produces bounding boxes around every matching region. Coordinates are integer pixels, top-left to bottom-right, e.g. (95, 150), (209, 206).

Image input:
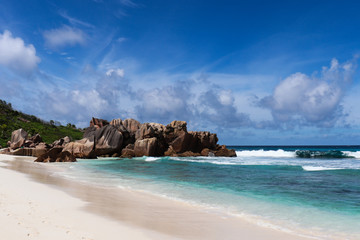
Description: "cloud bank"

(0, 30), (40, 73)
(259, 59), (356, 128)
(43, 26), (86, 49)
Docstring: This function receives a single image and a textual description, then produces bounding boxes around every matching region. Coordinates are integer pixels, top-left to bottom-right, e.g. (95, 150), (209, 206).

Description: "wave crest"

(236, 149), (295, 158)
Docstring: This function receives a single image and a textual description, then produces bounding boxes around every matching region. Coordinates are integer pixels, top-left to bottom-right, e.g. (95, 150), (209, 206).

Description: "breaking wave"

(235, 149), (295, 158)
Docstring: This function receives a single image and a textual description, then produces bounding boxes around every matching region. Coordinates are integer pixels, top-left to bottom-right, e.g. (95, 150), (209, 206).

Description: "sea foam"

(235, 149), (295, 158)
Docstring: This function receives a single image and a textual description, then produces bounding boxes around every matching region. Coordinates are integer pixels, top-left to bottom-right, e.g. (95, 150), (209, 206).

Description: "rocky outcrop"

(134, 137), (158, 157)
(8, 128), (28, 149)
(52, 136), (71, 148)
(214, 145), (236, 157)
(121, 144), (135, 158)
(83, 125), (123, 156)
(63, 136), (96, 158)
(3, 118), (236, 160)
(123, 119), (141, 135)
(8, 147), (48, 157)
(90, 117), (109, 129)
(135, 123), (166, 140)
(35, 148), (76, 162)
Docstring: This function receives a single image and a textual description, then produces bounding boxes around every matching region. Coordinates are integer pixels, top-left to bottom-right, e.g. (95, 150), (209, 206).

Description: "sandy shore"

(0, 154), (313, 240)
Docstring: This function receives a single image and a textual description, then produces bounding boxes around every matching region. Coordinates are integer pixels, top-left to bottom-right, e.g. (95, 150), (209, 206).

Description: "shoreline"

(1, 154), (315, 240)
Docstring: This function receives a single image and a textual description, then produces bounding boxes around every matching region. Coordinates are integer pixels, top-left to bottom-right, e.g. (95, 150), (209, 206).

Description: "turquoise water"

(57, 146), (360, 239)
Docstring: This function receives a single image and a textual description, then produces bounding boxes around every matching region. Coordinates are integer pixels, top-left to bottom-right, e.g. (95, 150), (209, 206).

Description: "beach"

(0, 154), (312, 240)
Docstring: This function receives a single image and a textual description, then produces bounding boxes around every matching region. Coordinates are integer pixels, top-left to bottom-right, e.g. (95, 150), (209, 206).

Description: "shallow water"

(53, 146), (360, 239)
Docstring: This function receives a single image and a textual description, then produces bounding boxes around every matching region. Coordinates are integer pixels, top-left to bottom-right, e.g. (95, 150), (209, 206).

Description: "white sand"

(0, 154), (313, 240)
(0, 155), (168, 240)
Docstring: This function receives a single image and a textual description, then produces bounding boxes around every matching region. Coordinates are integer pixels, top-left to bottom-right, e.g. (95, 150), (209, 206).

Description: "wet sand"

(0, 154), (312, 240)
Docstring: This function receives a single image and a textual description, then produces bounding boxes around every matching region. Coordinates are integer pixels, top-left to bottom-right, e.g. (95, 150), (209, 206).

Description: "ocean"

(54, 146), (360, 239)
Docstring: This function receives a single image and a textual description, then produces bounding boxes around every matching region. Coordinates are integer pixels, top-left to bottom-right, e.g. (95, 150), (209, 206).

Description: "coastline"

(1, 154), (313, 240)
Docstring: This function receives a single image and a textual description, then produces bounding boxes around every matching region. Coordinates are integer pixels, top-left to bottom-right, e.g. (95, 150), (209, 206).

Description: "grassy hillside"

(0, 100), (83, 147)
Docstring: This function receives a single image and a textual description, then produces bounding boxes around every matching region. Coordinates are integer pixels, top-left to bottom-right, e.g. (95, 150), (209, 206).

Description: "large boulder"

(134, 137), (158, 157)
(63, 136), (96, 158)
(90, 117), (109, 128)
(121, 144), (135, 158)
(135, 123), (165, 140)
(214, 145), (237, 157)
(164, 120), (188, 143)
(9, 147), (48, 157)
(188, 131), (218, 152)
(52, 136), (72, 148)
(109, 118), (131, 144)
(84, 125), (123, 156)
(35, 148), (76, 162)
(169, 131), (193, 153)
(8, 129), (28, 149)
(123, 118), (141, 135)
(29, 134), (42, 144)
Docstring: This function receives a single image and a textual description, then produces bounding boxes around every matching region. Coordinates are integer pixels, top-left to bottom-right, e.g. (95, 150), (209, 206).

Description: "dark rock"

(29, 134), (42, 144)
(35, 148), (76, 162)
(9, 129), (28, 149)
(90, 117), (109, 128)
(52, 136), (72, 148)
(84, 125), (123, 156)
(56, 151), (76, 162)
(188, 131), (218, 152)
(169, 131), (193, 153)
(124, 143), (134, 150)
(10, 147), (48, 157)
(135, 123), (165, 140)
(109, 118), (131, 146)
(164, 120), (187, 143)
(200, 148), (211, 156)
(214, 145), (236, 157)
(122, 118), (141, 135)
(134, 137), (158, 157)
(121, 148), (135, 158)
(164, 146), (177, 157)
(63, 136), (96, 158)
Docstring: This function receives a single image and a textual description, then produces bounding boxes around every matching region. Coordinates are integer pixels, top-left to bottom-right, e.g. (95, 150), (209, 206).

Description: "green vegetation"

(0, 100), (83, 147)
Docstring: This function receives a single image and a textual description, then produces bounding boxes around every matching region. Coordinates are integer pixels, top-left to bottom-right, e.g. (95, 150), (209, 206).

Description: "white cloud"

(259, 58), (356, 127)
(43, 25), (86, 49)
(106, 68), (124, 77)
(0, 30), (40, 72)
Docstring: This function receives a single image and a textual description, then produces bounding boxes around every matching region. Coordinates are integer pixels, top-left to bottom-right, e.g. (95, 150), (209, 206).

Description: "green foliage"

(0, 100), (83, 147)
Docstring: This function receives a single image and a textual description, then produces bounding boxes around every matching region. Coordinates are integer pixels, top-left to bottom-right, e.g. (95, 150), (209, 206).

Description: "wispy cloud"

(118, 0), (138, 7)
(58, 10), (94, 28)
(0, 30), (40, 73)
(43, 25), (86, 49)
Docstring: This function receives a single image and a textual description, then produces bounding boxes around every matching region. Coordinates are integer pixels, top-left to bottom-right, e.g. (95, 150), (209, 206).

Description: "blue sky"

(1, 0), (360, 145)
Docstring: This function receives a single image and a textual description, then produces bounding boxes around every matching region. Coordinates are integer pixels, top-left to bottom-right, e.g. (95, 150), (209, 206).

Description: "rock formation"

(90, 117), (109, 128)
(83, 125), (123, 156)
(8, 128), (28, 149)
(2, 118), (236, 160)
(35, 148), (76, 162)
(62, 136), (96, 158)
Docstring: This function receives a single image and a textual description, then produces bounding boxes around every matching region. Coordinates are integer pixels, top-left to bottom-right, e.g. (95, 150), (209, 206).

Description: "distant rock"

(121, 144), (135, 158)
(8, 128), (28, 149)
(35, 148), (76, 162)
(3, 118), (236, 160)
(135, 123), (166, 140)
(63, 136), (96, 158)
(90, 117), (109, 129)
(214, 145), (236, 157)
(84, 125), (123, 156)
(134, 137), (158, 157)
(123, 118), (141, 135)
(52, 136), (71, 148)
